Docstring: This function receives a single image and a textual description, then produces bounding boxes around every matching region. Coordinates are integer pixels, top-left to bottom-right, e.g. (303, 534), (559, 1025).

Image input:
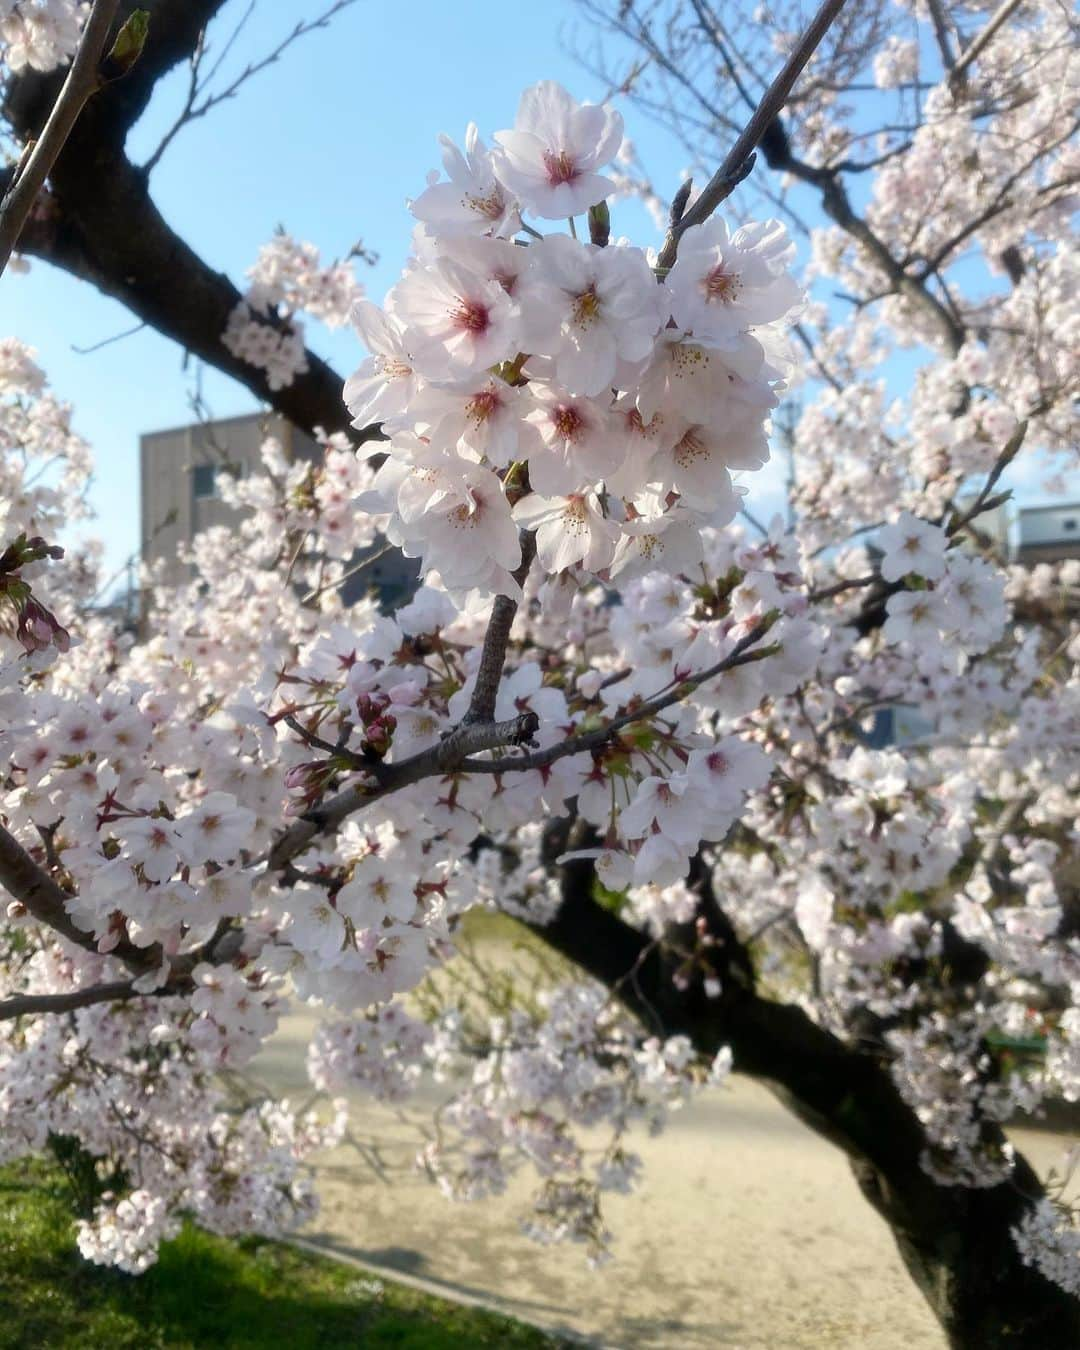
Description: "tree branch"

(949, 0), (1024, 90)
(141, 1), (359, 177)
(0, 0), (120, 277)
(464, 533), (537, 724)
(0, 973), (193, 1022)
(263, 622), (778, 872)
(0, 821), (117, 960)
(3, 0), (373, 443)
(656, 0), (850, 269)
(533, 843), (1080, 1345)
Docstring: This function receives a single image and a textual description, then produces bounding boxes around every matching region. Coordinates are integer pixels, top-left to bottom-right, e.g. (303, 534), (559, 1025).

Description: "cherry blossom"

(492, 81), (623, 220)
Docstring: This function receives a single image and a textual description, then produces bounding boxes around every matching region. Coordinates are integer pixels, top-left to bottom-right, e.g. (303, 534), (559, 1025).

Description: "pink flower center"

(466, 387), (502, 424)
(706, 751), (730, 776)
(552, 404), (583, 441)
(465, 188), (505, 221)
(376, 355), (412, 380)
(451, 299), (491, 335)
(703, 264), (741, 304)
(543, 149), (580, 186)
(674, 428), (709, 467)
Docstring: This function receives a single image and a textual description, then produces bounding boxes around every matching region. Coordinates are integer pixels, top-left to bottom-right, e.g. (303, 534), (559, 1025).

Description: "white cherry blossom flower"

(665, 216), (802, 351)
(877, 511), (949, 582)
(175, 792), (256, 867)
(121, 816), (181, 885)
(411, 123), (519, 238)
(337, 854), (418, 927)
(883, 588), (949, 645)
(344, 301), (422, 427)
(285, 886), (348, 962)
(512, 490), (620, 574)
(492, 81), (624, 219)
(523, 386), (622, 496)
(517, 235), (662, 396)
(392, 255), (518, 381)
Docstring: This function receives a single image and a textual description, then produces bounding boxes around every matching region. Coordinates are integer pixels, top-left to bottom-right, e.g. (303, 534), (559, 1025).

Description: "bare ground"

(255, 1004), (1055, 1349)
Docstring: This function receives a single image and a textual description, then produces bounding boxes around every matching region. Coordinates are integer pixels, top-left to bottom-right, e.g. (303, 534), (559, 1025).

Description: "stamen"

(543, 149), (579, 186)
(703, 264), (741, 304)
(450, 299), (490, 334)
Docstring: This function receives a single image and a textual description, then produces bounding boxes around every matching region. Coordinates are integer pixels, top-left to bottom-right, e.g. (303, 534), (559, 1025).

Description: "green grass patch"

(0, 1159), (564, 1349)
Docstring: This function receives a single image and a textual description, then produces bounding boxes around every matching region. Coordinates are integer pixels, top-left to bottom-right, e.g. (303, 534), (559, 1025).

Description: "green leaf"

(102, 9), (150, 80)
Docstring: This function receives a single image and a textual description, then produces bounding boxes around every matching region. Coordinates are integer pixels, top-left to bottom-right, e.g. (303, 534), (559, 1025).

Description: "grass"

(0, 1159), (566, 1350)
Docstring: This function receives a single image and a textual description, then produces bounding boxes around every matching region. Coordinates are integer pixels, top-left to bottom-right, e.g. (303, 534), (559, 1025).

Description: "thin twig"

(261, 625), (777, 872)
(71, 320), (146, 355)
(950, 0), (1024, 88)
(142, 0), (359, 175)
(300, 544), (391, 604)
(925, 0), (958, 72)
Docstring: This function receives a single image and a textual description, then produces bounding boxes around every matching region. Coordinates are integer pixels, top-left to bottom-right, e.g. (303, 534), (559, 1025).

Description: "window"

(1063, 518), (1077, 533)
(192, 464), (217, 499)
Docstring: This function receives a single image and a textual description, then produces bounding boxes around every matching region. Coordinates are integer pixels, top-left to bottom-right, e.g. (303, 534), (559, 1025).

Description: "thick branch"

(464, 533), (537, 724)
(0, 821), (196, 978)
(4, 0), (369, 443)
(263, 624), (777, 872)
(534, 849), (1080, 1347)
(264, 709), (542, 871)
(0, 822), (115, 959)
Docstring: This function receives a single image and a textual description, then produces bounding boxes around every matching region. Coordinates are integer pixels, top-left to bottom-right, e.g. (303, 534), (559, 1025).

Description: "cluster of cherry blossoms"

(0, 0), (83, 77)
(223, 232), (366, 391)
(4, 9), (1080, 1312)
(310, 981), (731, 1264)
(879, 511), (1007, 653)
(0, 339), (94, 677)
(344, 80), (801, 603)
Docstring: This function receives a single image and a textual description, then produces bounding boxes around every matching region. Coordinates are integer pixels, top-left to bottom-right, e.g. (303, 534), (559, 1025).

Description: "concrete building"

(1012, 503), (1080, 565)
(140, 412), (319, 590)
(139, 411), (416, 607)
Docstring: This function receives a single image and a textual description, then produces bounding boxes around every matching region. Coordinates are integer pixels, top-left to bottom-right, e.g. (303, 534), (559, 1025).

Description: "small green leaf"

(102, 9), (150, 80)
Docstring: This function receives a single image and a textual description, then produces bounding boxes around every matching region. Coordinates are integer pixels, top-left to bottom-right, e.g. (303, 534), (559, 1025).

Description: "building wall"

(1014, 504), (1080, 563)
(140, 412), (418, 609)
(140, 413), (319, 590)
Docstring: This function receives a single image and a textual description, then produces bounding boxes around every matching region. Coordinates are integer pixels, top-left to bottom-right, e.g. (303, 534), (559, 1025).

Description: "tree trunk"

(534, 842), (1080, 1347)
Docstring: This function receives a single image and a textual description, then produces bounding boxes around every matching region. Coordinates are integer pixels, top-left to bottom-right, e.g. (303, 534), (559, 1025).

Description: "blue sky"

(0, 0), (1071, 592)
(2, 0), (679, 588)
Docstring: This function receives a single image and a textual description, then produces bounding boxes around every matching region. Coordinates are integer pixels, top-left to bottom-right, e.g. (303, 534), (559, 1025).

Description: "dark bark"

(3, 0), (375, 444)
(533, 830), (1080, 1347)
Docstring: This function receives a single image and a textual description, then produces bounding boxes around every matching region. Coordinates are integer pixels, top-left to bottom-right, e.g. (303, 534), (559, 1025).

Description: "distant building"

(139, 411), (416, 609)
(140, 412), (319, 590)
(1012, 503), (1080, 566)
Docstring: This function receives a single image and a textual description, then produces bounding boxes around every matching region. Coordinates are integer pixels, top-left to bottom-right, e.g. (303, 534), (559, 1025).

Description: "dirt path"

(253, 1005), (1054, 1348)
